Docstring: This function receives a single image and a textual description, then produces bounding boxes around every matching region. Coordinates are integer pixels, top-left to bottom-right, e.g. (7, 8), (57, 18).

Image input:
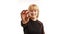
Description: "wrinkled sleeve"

(40, 23), (45, 34)
(21, 21), (29, 34)
(21, 21), (28, 28)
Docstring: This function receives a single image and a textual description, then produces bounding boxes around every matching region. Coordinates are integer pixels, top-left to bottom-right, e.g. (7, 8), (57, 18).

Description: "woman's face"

(29, 9), (38, 19)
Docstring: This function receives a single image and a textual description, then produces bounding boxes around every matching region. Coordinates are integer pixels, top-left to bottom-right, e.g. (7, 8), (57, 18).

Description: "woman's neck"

(31, 18), (38, 21)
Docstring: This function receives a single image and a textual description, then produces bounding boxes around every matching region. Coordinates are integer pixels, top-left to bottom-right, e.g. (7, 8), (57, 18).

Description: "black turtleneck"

(21, 19), (45, 34)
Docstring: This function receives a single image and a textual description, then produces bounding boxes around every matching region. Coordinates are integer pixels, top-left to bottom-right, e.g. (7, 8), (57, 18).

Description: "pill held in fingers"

(22, 10), (28, 14)
(24, 10), (29, 14)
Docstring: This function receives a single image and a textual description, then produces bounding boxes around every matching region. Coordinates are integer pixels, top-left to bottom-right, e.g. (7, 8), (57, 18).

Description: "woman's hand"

(21, 10), (30, 24)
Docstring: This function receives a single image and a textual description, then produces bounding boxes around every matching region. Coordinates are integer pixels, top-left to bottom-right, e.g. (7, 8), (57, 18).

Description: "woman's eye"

(30, 10), (37, 12)
(30, 10), (33, 12)
(34, 10), (36, 12)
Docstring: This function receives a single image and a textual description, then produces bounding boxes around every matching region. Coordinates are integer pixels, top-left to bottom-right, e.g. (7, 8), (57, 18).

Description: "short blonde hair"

(28, 4), (39, 18)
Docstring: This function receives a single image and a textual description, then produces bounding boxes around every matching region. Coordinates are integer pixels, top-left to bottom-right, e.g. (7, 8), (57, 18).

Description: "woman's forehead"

(29, 6), (38, 11)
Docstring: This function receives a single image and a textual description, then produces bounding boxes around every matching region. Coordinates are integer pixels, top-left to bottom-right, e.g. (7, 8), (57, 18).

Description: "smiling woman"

(21, 4), (45, 34)
(28, 4), (39, 20)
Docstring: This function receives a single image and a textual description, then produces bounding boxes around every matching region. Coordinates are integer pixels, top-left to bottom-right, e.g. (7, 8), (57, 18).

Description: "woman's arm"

(21, 21), (28, 28)
(40, 23), (45, 34)
(21, 10), (29, 27)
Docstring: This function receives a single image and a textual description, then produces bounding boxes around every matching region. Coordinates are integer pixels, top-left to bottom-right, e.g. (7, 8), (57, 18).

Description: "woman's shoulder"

(37, 20), (43, 25)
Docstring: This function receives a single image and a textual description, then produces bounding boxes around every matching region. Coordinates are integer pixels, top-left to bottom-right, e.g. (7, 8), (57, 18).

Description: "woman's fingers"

(21, 10), (30, 24)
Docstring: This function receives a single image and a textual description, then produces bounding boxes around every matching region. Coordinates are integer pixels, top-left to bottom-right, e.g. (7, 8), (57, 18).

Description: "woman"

(21, 4), (45, 34)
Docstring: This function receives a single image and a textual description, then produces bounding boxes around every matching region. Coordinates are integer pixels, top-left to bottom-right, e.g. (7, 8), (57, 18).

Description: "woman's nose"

(32, 11), (36, 13)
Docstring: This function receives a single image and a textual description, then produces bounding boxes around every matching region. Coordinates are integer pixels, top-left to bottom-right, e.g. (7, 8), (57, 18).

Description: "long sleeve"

(40, 23), (45, 34)
(21, 21), (28, 28)
(21, 21), (29, 34)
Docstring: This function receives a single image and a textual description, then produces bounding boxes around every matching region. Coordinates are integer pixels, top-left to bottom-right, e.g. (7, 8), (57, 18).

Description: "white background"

(0, 0), (60, 34)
